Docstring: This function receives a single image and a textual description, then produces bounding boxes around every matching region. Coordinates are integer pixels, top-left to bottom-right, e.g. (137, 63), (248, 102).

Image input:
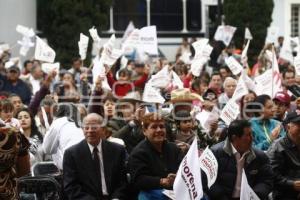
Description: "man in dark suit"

(63, 113), (127, 200)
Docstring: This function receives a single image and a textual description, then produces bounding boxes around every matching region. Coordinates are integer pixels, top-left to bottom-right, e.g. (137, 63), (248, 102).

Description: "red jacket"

(107, 73), (148, 97)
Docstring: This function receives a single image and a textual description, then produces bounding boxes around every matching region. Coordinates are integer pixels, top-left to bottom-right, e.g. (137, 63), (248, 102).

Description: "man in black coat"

(267, 110), (300, 200)
(206, 119), (273, 200)
(63, 113), (127, 200)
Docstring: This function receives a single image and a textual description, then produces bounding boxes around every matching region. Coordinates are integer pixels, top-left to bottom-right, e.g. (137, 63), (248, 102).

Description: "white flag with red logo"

(271, 47), (282, 98)
(174, 137), (203, 200)
(240, 170), (260, 200)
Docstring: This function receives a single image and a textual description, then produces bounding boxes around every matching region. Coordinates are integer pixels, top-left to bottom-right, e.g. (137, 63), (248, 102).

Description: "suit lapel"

(102, 140), (112, 193)
(81, 140), (101, 196)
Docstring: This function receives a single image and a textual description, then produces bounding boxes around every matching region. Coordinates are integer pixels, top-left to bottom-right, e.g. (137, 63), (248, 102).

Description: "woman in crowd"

(239, 91), (257, 120)
(16, 108), (44, 165)
(0, 101), (30, 199)
(55, 71), (80, 103)
(128, 112), (183, 200)
(250, 94), (285, 150)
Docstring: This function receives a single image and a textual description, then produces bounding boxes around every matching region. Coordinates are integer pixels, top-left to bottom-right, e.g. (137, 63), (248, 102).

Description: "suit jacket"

(63, 139), (127, 200)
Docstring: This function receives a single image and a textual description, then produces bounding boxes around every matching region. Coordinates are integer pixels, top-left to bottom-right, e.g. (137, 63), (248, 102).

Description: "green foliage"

(37, 0), (112, 67)
(223, 0), (273, 65)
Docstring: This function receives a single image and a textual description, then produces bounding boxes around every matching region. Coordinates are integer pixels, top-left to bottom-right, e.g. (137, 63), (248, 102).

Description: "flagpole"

(271, 45), (275, 97)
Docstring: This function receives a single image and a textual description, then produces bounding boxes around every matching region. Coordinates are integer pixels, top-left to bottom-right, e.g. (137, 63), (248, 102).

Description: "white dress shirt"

(231, 143), (249, 198)
(87, 140), (108, 195)
(43, 117), (84, 170)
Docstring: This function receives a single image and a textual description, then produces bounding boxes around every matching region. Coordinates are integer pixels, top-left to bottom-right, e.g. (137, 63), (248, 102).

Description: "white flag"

(18, 36), (35, 56)
(100, 34), (123, 66)
(41, 62), (60, 74)
(199, 147), (218, 188)
(78, 33), (89, 60)
(149, 66), (171, 88)
(245, 27), (253, 40)
(16, 25), (35, 38)
(266, 27), (279, 44)
(172, 71), (184, 89)
(220, 99), (240, 126)
(122, 21), (135, 43)
(92, 56), (111, 91)
(191, 38), (213, 76)
(139, 26), (158, 55)
(142, 83), (165, 104)
(214, 25), (237, 46)
(34, 36), (56, 63)
(271, 48), (283, 97)
(231, 76), (249, 101)
(225, 56), (243, 75)
(240, 170), (260, 200)
(89, 26), (101, 50)
(174, 137), (203, 200)
(16, 25), (35, 56)
(241, 40), (250, 67)
(122, 28), (140, 54)
(279, 37), (294, 63)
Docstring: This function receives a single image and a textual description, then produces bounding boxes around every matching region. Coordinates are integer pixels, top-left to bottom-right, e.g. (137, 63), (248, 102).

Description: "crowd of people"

(0, 35), (299, 200)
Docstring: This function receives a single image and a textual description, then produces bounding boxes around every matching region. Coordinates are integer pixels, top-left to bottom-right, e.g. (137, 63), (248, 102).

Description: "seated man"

(63, 113), (127, 200)
(267, 110), (300, 200)
(206, 119), (273, 200)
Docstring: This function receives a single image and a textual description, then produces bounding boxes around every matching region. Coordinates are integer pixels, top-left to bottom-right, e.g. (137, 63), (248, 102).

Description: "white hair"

(223, 77), (237, 88)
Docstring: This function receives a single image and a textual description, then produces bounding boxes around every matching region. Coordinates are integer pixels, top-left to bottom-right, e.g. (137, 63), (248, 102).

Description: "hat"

(203, 88), (217, 101)
(283, 110), (300, 124)
(118, 91), (143, 103)
(171, 89), (203, 103)
(7, 65), (20, 73)
(273, 91), (291, 105)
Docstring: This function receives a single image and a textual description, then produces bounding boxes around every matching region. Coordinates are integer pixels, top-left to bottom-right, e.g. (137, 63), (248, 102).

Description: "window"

(291, 4), (300, 37)
(150, 0), (183, 31)
(187, 0), (202, 31)
(113, 0), (146, 30)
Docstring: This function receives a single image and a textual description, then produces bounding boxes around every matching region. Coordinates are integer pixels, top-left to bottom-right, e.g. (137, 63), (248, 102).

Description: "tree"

(37, 0), (112, 67)
(223, 0), (273, 65)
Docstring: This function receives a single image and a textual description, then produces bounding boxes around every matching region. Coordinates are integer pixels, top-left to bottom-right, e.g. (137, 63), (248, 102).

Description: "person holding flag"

(206, 120), (273, 200)
(128, 112), (183, 200)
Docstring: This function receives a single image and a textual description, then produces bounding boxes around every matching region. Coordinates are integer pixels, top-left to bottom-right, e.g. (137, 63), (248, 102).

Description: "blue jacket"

(0, 74), (32, 105)
(250, 118), (285, 151)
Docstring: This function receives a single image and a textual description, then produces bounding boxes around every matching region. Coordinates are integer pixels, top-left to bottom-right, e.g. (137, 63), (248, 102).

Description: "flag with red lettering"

(174, 137), (203, 200)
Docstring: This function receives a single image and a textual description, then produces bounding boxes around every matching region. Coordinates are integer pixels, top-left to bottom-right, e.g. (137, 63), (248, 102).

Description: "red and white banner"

(174, 137), (203, 200)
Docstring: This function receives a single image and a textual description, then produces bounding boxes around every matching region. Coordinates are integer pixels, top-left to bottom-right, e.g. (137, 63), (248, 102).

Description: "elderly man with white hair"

(218, 77), (237, 109)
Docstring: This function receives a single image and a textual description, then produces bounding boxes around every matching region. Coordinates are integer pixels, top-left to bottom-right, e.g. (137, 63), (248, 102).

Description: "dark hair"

(251, 94), (271, 117)
(72, 57), (82, 64)
(9, 93), (21, 99)
(0, 99), (14, 112)
(210, 71), (221, 79)
(23, 60), (33, 68)
(254, 94), (271, 106)
(55, 103), (81, 128)
(103, 92), (117, 103)
(15, 108), (43, 142)
(227, 120), (251, 141)
(141, 112), (164, 129)
(282, 69), (295, 79)
(118, 68), (132, 78)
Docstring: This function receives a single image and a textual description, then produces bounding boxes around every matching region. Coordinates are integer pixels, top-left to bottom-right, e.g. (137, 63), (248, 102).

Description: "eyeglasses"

(149, 123), (165, 130)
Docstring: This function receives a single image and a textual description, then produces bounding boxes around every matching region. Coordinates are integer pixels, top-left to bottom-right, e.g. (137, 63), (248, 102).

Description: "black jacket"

(63, 139), (128, 200)
(267, 135), (300, 200)
(206, 139), (274, 200)
(128, 139), (183, 192)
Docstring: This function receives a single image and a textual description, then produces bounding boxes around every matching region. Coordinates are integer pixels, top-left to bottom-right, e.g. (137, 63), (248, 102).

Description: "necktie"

(232, 152), (245, 198)
(93, 147), (102, 194)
